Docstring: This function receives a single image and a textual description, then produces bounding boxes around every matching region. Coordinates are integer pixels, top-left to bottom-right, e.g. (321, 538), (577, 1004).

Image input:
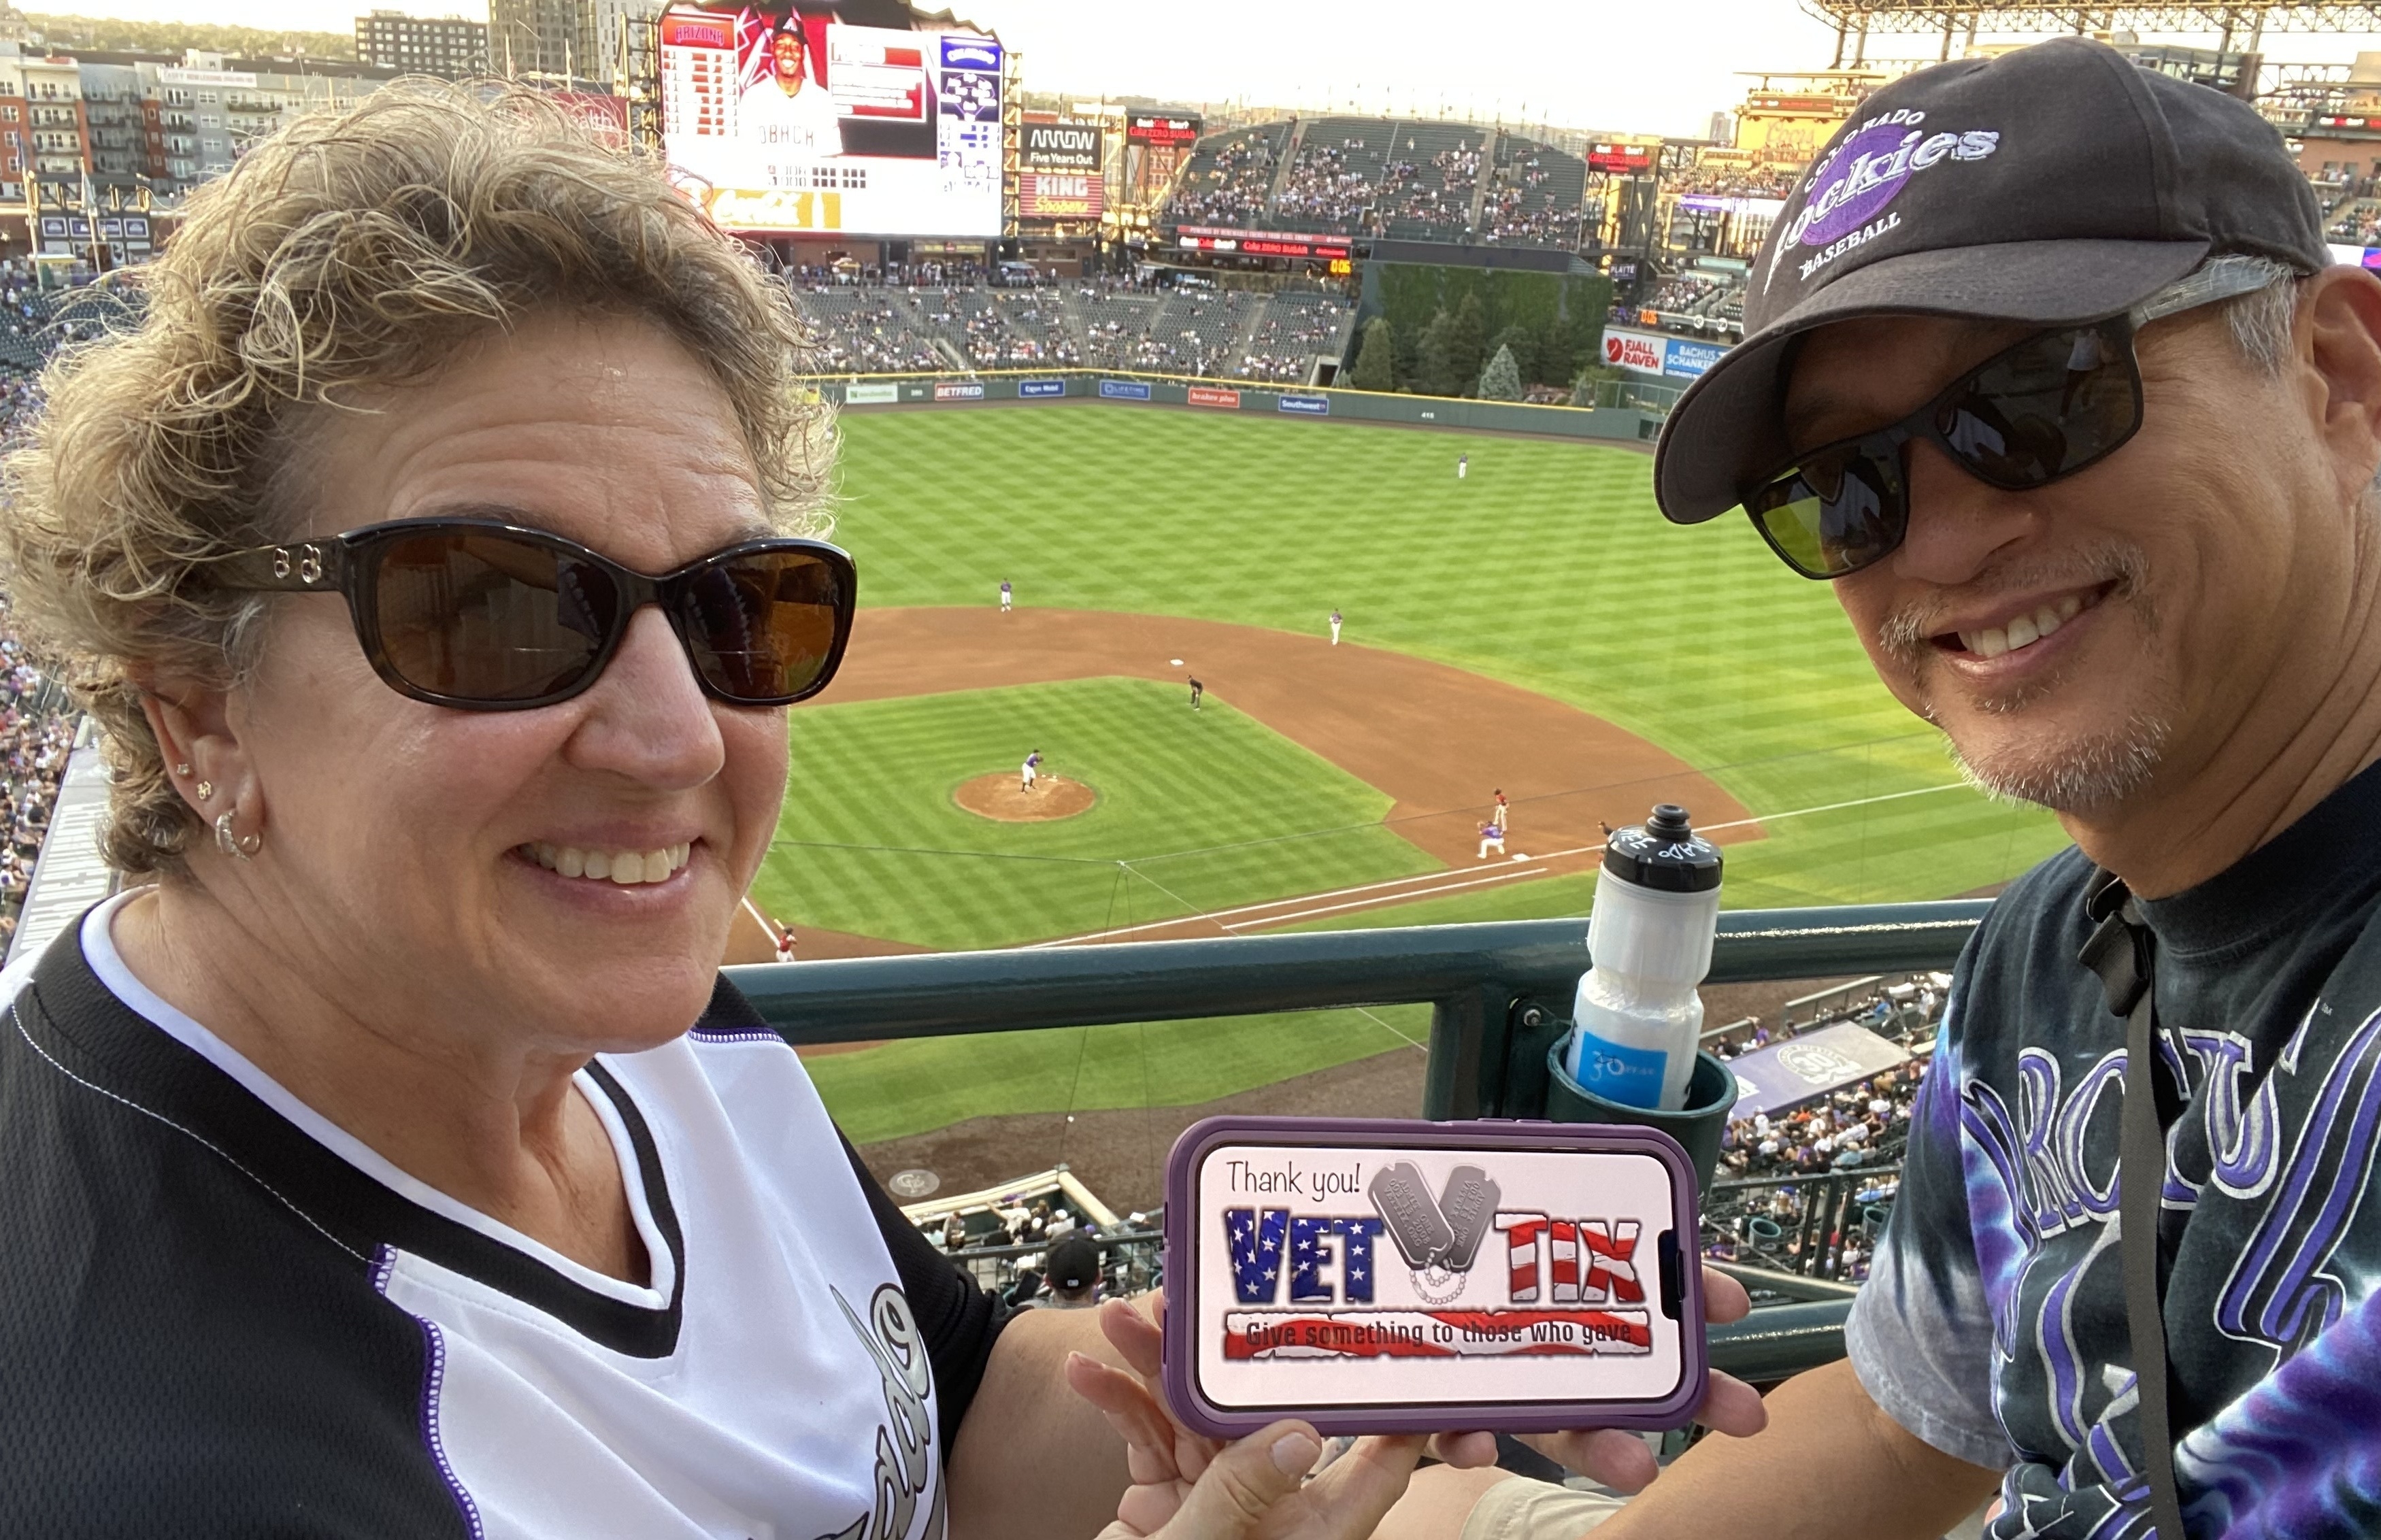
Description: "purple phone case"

(1161, 1114), (1708, 1439)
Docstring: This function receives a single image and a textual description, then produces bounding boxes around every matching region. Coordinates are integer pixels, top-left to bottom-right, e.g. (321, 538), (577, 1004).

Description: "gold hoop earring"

(195, 780), (213, 802)
(214, 811), (257, 861)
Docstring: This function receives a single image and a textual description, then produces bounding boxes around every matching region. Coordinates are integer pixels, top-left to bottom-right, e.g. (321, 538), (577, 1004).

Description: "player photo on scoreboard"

(657, 0), (1003, 236)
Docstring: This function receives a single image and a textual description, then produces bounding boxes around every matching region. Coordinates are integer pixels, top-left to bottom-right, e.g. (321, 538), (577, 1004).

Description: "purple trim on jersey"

(371, 1243), (487, 1539)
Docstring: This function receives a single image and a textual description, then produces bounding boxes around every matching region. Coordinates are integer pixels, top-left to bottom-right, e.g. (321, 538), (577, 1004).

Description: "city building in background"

(490, 0), (580, 78)
(354, 11), (489, 78)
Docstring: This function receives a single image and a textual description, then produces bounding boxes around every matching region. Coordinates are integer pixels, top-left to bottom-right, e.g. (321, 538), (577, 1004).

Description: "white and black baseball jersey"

(0, 895), (1007, 1537)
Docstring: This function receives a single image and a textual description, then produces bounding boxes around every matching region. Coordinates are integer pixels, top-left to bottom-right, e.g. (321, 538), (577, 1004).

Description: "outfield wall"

(811, 369), (1666, 445)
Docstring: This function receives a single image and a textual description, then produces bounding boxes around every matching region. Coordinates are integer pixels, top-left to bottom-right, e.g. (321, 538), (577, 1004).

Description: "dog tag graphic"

(1369, 1161), (1455, 1270)
(1435, 1165), (1501, 1272)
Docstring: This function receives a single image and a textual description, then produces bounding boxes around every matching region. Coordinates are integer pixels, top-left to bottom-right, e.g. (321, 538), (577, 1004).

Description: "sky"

(59, 0), (2381, 139)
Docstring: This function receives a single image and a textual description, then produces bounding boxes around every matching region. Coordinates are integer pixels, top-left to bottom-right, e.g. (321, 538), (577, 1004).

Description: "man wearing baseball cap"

(1577, 35), (2381, 1540)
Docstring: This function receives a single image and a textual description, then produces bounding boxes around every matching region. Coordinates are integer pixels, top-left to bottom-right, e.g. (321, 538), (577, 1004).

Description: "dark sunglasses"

(1742, 259), (2282, 580)
(209, 518), (856, 710)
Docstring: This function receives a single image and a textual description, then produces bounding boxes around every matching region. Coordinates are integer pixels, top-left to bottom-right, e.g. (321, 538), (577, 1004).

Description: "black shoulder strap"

(2080, 870), (2187, 1540)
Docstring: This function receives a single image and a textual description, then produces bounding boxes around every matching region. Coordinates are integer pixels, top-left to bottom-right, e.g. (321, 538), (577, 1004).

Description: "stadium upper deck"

(1164, 114), (1588, 250)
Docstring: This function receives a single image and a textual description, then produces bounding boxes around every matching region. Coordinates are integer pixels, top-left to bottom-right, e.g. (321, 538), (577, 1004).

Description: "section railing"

(726, 900), (1990, 1384)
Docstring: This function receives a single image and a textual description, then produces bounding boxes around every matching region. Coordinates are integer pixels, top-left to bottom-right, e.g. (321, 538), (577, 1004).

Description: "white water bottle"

(1563, 804), (1724, 1111)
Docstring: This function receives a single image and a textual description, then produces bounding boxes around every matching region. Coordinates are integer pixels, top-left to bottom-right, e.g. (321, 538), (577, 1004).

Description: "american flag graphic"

(1223, 1308), (1652, 1360)
(1497, 1216), (1644, 1304)
(1290, 1216), (1387, 1304)
(1225, 1207), (1289, 1304)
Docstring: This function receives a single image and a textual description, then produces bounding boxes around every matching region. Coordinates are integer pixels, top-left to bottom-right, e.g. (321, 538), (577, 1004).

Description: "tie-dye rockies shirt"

(1847, 758), (2381, 1539)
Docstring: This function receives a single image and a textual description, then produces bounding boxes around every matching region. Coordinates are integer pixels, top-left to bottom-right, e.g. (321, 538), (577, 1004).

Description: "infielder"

(1476, 821), (1505, 860)
(1491, 789), (1509, 833)
(1188, 677), (1203, 710)
(1020, 749), (1041, 792)
(999, 580), (1012, 613)
(1329, 608), (1342, 645)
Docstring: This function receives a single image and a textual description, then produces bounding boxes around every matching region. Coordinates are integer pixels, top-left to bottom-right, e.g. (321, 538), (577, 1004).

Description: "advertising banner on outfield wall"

(844, 382), (900, 403)
(933, 380), (986, 400)
(1277, 394), (1331, 416)
(1099, 379), (1152, 400)
(1018, 378), (1067, 397)
(1602, 326), (1725, 382)
(1187, 386), (1241, 408)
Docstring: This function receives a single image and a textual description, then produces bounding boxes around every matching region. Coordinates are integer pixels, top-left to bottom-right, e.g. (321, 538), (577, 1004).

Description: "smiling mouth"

(1929, 583), (2114, 660)
(517, 841), (693, 886)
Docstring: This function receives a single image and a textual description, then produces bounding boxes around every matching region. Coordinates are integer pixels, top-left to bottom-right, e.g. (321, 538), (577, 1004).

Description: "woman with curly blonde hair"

(0, 80), (1758, 1540)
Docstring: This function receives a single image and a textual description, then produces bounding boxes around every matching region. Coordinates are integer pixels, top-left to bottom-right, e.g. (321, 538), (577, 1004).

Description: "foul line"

(1222, 863), (1548, 930)
(1022, 781), (1974, 948)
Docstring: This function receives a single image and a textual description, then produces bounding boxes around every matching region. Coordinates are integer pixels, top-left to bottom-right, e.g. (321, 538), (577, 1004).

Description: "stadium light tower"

(1802, 1), (2381, 69)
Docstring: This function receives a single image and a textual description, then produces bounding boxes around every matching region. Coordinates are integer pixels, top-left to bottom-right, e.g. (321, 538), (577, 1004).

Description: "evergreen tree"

(1488, 322), (1541, 386)
(1477, 344), (1524, 402)
(1416, 308), (1458, 397)
(1445, 294), (1488, 397)
(1348, 317), (1396, 392)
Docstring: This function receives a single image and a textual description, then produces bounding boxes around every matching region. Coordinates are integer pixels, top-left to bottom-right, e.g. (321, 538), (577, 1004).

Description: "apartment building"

(355, 12), (490, 78)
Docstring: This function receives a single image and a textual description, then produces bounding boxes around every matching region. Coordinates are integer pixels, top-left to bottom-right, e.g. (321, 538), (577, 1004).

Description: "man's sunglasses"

(1742, 258), (2284, 580)
(210, 518), (856, 710)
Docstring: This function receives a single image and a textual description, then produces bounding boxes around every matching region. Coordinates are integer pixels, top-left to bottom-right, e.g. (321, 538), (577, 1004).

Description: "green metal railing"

(725, 900), (1990, 1383)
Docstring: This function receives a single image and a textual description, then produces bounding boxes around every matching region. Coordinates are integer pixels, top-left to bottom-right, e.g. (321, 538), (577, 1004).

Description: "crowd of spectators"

(1369, 144), (1482, 236)
(787, 271), (1354, 383)
(1661, 163), (1801, 199)
(1168, 131), (1282, 228)
(0, 362), (80, 958)
(1716, 1064), (1925, 1182)
(1276, 141), (1378, 228)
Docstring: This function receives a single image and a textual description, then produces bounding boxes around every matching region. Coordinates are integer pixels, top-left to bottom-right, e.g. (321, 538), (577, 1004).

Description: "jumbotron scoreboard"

(656, 1), (1003, 238)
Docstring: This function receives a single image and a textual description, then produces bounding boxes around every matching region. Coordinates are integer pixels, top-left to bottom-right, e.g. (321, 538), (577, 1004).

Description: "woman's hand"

(1065, 1296), (1425, 1540)
(1424, 1266), (1770, 1492)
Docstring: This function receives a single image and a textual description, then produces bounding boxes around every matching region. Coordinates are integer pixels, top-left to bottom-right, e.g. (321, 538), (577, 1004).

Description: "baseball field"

(768, 401), (2067, 1148)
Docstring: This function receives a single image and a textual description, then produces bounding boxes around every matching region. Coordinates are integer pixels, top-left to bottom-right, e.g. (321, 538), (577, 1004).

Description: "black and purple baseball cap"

(1653, 37), (2329, 525)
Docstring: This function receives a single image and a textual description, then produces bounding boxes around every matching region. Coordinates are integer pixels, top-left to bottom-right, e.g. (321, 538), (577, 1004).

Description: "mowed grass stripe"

(759, 677), (1435, 950)
(831, 406), (2063, 913)
(806, 1007), (1431, 1146)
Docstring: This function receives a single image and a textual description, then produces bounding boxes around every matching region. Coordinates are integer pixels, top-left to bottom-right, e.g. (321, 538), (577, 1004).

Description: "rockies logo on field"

(1367, 1161), (1501, 1305)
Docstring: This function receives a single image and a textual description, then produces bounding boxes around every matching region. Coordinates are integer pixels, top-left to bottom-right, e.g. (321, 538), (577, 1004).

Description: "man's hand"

(1067, 1296), (1426, 1540)
(1425, 1267), (1769, 1492)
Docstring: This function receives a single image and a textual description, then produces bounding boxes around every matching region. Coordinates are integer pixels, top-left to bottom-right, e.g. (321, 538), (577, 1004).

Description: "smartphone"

(1160, 1115), (1705, 1439)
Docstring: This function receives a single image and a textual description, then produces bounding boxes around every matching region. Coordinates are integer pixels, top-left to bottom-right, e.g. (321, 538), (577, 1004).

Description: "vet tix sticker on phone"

(1167, 1118), (1698, 1429)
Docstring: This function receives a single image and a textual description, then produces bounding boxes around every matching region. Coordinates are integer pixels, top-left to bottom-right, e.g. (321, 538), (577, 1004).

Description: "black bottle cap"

(1601, 803), (1723, 893)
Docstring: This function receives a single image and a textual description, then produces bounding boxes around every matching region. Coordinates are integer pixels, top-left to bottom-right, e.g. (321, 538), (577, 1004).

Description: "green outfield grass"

(824, 404), (2069, 917)
(808, 1006), (1430, 1145)
(756, 676), (1434, 950)
(790, 404), (2069, 1144)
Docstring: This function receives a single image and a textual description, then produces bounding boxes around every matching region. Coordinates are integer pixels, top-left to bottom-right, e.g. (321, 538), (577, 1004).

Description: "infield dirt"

(800, 607), (1755, 946)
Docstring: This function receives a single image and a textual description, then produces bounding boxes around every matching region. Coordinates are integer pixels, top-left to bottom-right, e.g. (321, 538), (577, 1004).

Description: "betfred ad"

(1188, 386), (1242, 409)
(932, 380), (985, 400)
(1190, 1142), (1685, 1413)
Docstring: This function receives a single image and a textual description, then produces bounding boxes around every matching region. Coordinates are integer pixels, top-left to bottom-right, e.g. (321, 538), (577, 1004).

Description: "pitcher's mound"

(954, 772), (1096, 822)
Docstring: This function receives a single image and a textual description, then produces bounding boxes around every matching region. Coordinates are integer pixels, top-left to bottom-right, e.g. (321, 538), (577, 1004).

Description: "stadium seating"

(788, 275), (1357, 383)
(1169, 121), (1295, 229)
(1480, 134), (1586, 248)
(1167, 116), (1588, 251)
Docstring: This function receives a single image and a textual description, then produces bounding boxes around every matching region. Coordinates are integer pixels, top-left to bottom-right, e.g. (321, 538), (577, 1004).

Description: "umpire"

(1595, 37), (2381, 1540)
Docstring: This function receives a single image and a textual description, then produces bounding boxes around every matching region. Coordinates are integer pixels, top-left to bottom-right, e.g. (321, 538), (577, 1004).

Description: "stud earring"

(195, 780), (213, 801)
(214, 811), (258, 861)
(173, 763), (190, 777)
